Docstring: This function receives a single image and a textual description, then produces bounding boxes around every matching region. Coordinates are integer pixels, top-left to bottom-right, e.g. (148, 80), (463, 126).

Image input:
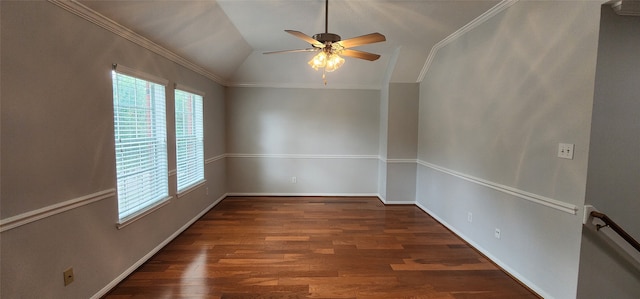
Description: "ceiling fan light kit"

(264, 0), (386, 84)
(308, 48), (345, 71)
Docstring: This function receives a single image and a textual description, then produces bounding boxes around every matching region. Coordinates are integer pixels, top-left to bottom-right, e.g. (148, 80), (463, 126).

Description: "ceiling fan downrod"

(325, 0), (328, 34)
(263, 0), (385, 85)
(312, 0), (341, 49)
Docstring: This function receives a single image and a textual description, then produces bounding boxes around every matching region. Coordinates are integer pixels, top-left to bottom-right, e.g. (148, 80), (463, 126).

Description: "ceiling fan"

(264, 0), (386, 83)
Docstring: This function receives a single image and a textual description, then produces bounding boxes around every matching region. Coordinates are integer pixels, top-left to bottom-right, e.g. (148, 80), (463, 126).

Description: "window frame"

(111, 64), (171, 228)
(173, 84), (206, 196)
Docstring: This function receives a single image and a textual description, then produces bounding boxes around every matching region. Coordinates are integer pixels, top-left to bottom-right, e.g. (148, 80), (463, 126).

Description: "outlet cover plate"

(63, 268), (74, 286)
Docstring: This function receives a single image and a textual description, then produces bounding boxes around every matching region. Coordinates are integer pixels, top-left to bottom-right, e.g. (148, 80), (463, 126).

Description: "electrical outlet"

(558, 143), (575, 159)
(467, 212), (473, 223)
(206, 187), (209, 195)
(291, 176), (297, 184)
(494, 228), (501, 239)
(63, 267), (74, 286)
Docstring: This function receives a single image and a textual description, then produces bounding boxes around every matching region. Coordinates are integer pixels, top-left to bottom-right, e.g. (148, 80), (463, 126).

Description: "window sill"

(116, 196), (173, 230)
(176, 180), (207, 199)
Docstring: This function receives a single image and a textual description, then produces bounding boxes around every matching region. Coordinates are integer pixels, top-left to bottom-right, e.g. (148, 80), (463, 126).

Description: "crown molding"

(48, 0), (520, 88)
(611, 0), (640, 16)
(227, 81), (383, 91)
(48, 0), (229, 86)
(418, 0), (519, 82)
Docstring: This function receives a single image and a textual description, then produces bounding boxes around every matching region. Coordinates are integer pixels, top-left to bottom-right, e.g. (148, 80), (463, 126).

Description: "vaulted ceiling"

(80, 0), (501, 89)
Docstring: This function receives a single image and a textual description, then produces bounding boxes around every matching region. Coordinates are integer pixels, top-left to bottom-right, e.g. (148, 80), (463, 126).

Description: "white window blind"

(174, 86), (204, 193)
(112, 66), (169, 221)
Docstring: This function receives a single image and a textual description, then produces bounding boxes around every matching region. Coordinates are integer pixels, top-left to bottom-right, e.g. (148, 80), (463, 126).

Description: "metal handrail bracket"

(590, 211), (640, 253)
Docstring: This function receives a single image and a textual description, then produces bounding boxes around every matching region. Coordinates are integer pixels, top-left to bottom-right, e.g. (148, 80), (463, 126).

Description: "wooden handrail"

(591, 211), (640, 253)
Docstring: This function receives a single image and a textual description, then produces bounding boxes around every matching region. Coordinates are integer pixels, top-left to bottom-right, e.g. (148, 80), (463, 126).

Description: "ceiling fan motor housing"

(312, 33), (341, 45)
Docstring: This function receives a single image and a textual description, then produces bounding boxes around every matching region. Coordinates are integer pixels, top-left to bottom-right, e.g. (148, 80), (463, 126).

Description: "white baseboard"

(226, 193), (415, 206)
(378, 198), (416, 205)
(91, 193), (227, 299)
(94, 194), (547, 298)
(414, 201), (551, 299)
(226, 192), (380, 198)
(223, 194), (549, 297)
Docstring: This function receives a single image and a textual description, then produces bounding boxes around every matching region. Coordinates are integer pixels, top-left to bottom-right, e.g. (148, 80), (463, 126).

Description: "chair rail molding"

(418, 160), (578, 215)
(0, 189), (116, 232)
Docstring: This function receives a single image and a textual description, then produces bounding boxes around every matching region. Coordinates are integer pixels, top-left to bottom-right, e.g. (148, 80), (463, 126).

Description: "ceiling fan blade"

(264, 48), (318, 55)
(336, 32), (386, 49)
(340, 49), (381, 61)
(285, 30), (325, 48)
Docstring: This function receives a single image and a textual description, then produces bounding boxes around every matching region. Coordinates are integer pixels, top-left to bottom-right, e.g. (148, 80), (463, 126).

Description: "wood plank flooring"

(104, 197), (540, 299)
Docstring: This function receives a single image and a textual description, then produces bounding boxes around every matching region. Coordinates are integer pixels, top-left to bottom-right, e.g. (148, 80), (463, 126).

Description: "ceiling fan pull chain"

(322, 69), (327, 85)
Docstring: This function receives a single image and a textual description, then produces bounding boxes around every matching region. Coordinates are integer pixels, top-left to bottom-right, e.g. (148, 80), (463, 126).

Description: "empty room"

(1, 0), (639, 298)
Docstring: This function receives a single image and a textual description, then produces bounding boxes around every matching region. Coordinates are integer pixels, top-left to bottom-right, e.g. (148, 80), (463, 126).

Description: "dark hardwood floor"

(104, 197), (540, 298)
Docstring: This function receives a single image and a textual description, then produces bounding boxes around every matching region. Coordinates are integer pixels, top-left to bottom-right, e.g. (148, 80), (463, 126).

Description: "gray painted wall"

(6, 1), (636, 298)
(378, 84), (390, 199)
(384, 83), (419, 203)
(415, 1), (600, 298)
(225, 87), (380, 195)
(1, 2), (226, 298)
(387, 83), (419, 160)
(576, 5), (640, 298)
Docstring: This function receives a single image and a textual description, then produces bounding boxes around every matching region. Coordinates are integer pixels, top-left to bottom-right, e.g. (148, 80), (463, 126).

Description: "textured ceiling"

(80, 0), (501, 88)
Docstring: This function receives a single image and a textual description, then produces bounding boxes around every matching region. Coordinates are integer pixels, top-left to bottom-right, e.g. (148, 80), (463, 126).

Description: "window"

(112, 65), (169, 223)
(174, 86), (204, 193)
